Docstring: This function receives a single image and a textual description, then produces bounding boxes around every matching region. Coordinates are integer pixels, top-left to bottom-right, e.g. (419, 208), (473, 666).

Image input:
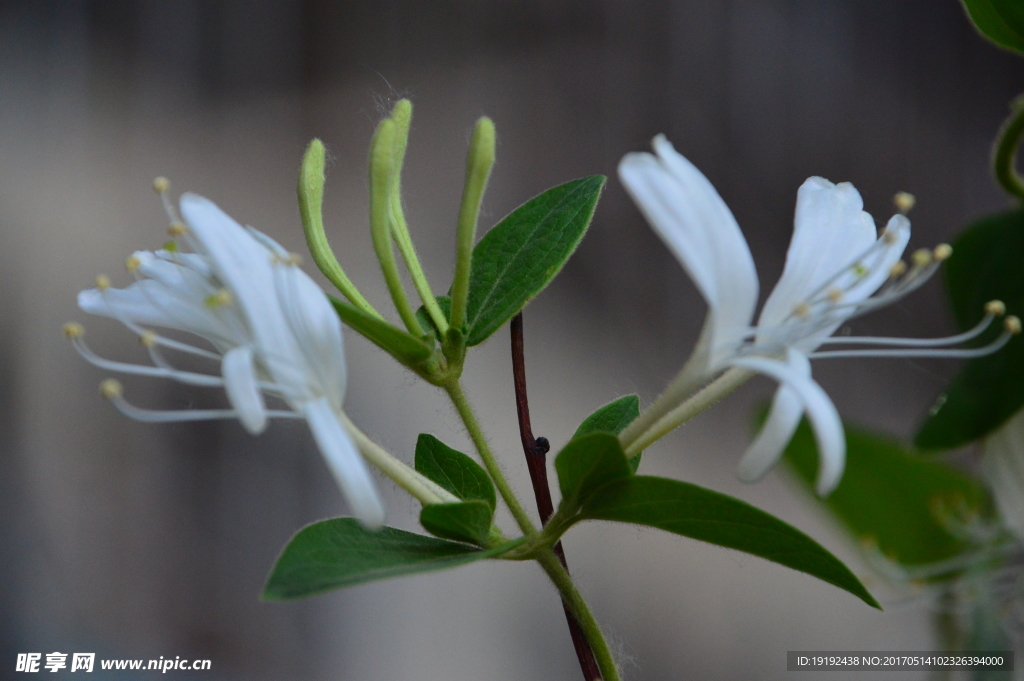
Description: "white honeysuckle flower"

(68, 188), (385, 528)
(620, 135), (1017, 495)
(984, 409), (1024, 543)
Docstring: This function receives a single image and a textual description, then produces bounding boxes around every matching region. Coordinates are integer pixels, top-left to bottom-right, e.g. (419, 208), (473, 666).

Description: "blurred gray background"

(2, 1), (1022, 679)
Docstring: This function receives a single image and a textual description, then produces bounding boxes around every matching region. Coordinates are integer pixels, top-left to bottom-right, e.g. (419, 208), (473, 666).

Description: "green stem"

(536, 549), (620, 681)
(992, 93), (1024, 202)
(622, 367), (752, 457)
(444, 380), (538, 537)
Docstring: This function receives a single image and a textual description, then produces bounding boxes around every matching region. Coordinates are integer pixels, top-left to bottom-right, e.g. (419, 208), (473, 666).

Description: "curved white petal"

(844, 214), (911, 303)
(728, 349), (845, 495)
(303, 397), (385, 529)
(759, 177), (876, 331)
(983, 410), (1024, 542)
(619, 136), (758, 369)
(180, 194), (307, 390)
(78, 282), (235, 343)
(273, 262), (347, 407)
(221, 346), (267, 435)
(736, 382), (804, 483)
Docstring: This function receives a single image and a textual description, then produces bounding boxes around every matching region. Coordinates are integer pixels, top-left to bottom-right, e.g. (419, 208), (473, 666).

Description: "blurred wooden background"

(1, 1), (1022, 679)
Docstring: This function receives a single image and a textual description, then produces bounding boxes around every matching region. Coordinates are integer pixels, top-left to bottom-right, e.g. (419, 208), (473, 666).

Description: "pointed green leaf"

(330, 296), (433, 364)
(785, 419), (990, 567)
(961, 0), (1024, 55)
(916, 211), (1024, 449)
(415, 296), (452, 342)
(420, 500), (493, 546)
(574, 395), (642, 472)
(463, 176), (606, 346)
(554, 432), (633, 511)
(414, 434), (496, 511)
(578, 476), (880, 609)
(263, 518), (519, 600)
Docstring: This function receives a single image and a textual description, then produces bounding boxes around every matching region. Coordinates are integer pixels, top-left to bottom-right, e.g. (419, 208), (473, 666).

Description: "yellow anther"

(1005, 316), (1022, 334)
(826, 288), (843, 303)
(889, 260), (907, 278)
(985, 300), (1006, 316)
(286, 252), (302, 266)
(62, 322), (84, 339)
(933, 243), (953, 261)
(125, 255), (141, 272)
(883, 229), (899, 244)
(95, 274), (111, 291)
(205, 289), (233, 308)
(793, 302), (811, 318)
(911, 248), (932, 267)
(893, 191), (916, 214)
(161, 240), (179, 252)
(852, 263), (868, 277)
(99, 379), (123, 399)
(140, 330), (158, 347)
(168, 221), (187, 237)
(152, 177), (170, 194)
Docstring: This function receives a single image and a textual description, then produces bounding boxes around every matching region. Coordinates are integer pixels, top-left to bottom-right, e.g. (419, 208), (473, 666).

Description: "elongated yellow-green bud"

(370, 118), (425, 336)
(449, 116), (496, 332)
(298, 139), (383, 319)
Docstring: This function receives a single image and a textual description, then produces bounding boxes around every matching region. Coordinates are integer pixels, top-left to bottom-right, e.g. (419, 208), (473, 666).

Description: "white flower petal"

(78, 282), (234, 342)
(736, 382), (804, 484)
(983, 410), (1024, 542)
(302, 396), (385, 529)
(618, 136), (758, 369)
(274, 262), (347, 407)
(759, 177), (876, 331)
(221, 346), (267, 435)
(179, 194), (308, 389)
(728, 349), (845, 495)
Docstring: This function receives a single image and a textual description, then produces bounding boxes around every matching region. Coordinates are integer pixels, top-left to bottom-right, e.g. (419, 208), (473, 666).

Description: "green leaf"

(785, 419), (991, 567)
(263, 518), (518, 600)
(463, 176), (606, 346)
(916, 211), (1024, 449)
(414, 434), (496, 511)
(420, 500), (493, 546)
(961, 0), (1024, 55)
(554, 432), (633, 510)
(578, 476), (881, 609)
(415, 295), (452, 343)
(574, 395), (642, 472)
(330, 296), (433, 364)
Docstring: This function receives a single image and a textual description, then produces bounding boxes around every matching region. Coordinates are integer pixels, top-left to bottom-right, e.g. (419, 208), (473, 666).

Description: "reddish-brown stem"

(510, 313), (602, 681)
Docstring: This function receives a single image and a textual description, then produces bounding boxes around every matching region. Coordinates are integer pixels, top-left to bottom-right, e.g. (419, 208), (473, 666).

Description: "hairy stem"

(510, 313), (602, 680)
(537, 549), (620, 681)
(444, 380), (538, 537)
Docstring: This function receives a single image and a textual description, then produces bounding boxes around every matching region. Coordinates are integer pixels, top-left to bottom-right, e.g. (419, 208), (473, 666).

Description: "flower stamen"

(98, 378), (299, 423)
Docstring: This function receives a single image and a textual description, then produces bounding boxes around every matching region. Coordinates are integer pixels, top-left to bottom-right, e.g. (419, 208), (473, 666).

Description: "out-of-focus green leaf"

(420, 500), (493, 546)
(916, 211), (1024, 449)
(577, 475), (880, 609)
(263, 519), (517, 600)
(463, 176), (605, 346)
(573, 395), (642, 472)
(961, 0), (1024, 55)
(786, 419), (990, 566)
(414, 434), (496, 511)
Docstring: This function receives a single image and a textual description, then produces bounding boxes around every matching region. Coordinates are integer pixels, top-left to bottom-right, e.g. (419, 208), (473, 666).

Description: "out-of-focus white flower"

(620, 135), (1016, 494)
(68, 187), (385, 528)
(985, 409), (1024, 543)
